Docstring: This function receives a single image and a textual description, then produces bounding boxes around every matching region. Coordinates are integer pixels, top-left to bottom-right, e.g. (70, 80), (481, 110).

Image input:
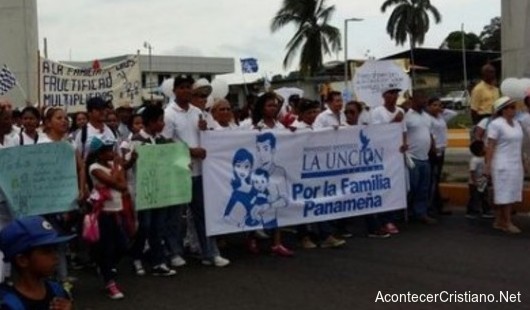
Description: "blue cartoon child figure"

(249, 168), (287, 229)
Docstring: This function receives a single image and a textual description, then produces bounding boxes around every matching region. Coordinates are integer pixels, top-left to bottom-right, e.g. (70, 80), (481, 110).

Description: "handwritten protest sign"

(39, 56), (142, 113)
(0, 143), (78, 217)
(352, 59), (411, 107)
(135, 143), (192, 210)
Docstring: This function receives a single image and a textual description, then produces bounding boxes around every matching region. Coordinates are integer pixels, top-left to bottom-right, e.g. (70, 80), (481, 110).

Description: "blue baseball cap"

(0, 216), (75, 261)
(89, 136), (116, 154)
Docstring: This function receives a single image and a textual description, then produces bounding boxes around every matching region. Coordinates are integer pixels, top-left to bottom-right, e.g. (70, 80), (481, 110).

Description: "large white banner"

(40, 56), (142, 112)
(352, 59), (412, 107)
(202, 124), (407, 236)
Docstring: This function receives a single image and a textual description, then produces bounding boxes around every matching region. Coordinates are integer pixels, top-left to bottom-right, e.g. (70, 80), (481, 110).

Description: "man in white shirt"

(426, 98), (457, 215)
(405, 92), (436, 224)
(74, 97), (117, 159)
(162, 75), (230, 267)
(313, 91), (346, 128)
(115, 102), (134, 141)
(191, 78), (217, 129)
(367, 85), (407, 236)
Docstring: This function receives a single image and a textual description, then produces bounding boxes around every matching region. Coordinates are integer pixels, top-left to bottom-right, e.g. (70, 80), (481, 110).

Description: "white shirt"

(213, 122), (239, 131)
(488, 117), (523, 170)
(476, 117), (492, 145)
(370, 106), (407, 132)
(162, 101), (203, 177)
(74, 122), (116, 158)
(14, 131), (40, 146)
(469, 156), (485, 185)
(238, 118), (253, 130)
(358, 110), (371, 125)
(405, 109), (433, 161)
(429, 114), (448, 151)
(0, 135), (17, 149)
(89, 162), (123, 212)
(313, 109), (346, 128)
(291, 120), (312, 129)
(255, 120), (285, 130)
(37, 134), (76, 153)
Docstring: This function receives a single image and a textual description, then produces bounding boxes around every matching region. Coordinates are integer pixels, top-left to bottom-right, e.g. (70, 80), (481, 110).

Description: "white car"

(440, 90), (469, 110)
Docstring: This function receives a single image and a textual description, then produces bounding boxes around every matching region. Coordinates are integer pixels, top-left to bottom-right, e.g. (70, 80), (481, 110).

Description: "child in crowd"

(466, 140), (493, 219)
(0, 216), (73, 310)
(18, 107), (41, 145)
(86, 137), (129, 299)
(128, 105), (177, 277)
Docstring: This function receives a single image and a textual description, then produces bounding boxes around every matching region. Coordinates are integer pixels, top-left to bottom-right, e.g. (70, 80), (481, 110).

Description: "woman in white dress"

(485, 97), (524, 234)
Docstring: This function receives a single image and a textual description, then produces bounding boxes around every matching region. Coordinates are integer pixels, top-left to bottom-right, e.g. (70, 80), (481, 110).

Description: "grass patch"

(447, 112), (472, 129)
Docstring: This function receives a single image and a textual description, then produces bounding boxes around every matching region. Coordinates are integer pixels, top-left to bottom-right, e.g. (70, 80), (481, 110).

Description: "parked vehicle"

(440, 90), (469, 110)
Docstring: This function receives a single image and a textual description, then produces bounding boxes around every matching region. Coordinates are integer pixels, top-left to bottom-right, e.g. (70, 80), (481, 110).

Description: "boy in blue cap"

(0, 216), (73, 309)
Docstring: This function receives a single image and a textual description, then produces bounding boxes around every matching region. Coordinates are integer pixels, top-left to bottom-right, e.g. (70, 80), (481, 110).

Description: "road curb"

(440, 183), (530, 212)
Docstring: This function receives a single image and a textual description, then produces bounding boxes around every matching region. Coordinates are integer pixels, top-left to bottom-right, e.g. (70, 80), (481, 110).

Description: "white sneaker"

(202, 255), (230, 267)
(170, 255), (187, 268)
(255, 229), (269, 239)
(132, 260), (145, 276)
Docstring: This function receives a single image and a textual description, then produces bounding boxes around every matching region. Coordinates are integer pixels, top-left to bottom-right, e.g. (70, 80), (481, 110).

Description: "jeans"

(164, 204), (186, 259)
(131, 208), (167, 266)
(96, 212), (128, 283)
(190, 176), (219, 260)
(408, 158), (431, 218)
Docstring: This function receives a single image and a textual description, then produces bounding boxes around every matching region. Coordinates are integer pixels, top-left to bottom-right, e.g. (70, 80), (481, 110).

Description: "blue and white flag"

(0, 65), (17, 96)
(241, 58), (259, 74)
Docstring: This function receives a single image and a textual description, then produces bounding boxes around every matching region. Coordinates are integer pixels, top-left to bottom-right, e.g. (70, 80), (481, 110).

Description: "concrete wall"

(502, 0), (530, 78)
(0, 0), (38, 106)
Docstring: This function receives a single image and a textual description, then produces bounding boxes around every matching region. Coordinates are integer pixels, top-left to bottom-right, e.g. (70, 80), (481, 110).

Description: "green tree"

(441, 31), (482, 50)
(271, 0), (341, 76)
(480, 17), (501, 51)
(381, 0), (442, 48)
(381, 0), (442, 86)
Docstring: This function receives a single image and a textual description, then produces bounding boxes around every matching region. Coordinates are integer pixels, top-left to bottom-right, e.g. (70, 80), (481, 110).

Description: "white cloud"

(37, 0), (500, 83)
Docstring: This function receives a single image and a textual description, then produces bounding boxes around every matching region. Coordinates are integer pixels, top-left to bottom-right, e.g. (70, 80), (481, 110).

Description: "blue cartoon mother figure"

(223, 149), (260, 227)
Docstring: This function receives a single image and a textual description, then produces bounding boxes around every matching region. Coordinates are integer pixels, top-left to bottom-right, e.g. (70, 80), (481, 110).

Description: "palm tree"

(381, 0), (441, 86)
(271, 0), (341, 77)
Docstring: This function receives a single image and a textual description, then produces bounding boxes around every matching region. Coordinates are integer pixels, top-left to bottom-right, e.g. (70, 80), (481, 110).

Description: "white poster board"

(352, 60), (412, 107)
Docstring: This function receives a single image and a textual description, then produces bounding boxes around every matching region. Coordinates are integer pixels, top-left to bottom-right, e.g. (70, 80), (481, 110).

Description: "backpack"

(0, 281), (68, 310)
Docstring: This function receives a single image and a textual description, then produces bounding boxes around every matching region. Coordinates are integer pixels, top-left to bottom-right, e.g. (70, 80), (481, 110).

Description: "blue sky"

(37, 0), (500, 83)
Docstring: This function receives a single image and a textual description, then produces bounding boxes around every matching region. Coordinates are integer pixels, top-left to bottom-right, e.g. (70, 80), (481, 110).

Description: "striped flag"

(0, 65), (17, 96)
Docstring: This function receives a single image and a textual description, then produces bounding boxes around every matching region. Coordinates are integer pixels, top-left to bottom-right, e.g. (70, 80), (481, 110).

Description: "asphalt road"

(72, 210), (530, 310)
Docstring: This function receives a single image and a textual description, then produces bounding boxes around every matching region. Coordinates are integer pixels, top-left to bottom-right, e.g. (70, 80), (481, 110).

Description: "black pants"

(429, 151), (445, 213)
(96, 212), (128, 283)
(466, 184), (491, 214)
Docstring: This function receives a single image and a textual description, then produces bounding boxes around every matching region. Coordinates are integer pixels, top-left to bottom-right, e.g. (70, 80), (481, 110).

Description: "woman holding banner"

(248, 92), (292, 257)
(38, 107), (87, 292)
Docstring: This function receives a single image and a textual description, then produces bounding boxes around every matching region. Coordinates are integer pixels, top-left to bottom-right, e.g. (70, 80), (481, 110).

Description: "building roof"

(381, 48), (501, 72)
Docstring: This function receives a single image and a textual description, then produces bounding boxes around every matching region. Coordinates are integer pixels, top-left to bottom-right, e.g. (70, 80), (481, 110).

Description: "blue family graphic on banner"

(223, 132), (288, 230)
(0, 143), (78, 217)
(202, 124), (407, 236)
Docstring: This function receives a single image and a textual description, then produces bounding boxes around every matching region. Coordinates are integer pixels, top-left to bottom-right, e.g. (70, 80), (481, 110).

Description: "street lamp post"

(344, 18), (363, 91)
(143, 41), (153, 103)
